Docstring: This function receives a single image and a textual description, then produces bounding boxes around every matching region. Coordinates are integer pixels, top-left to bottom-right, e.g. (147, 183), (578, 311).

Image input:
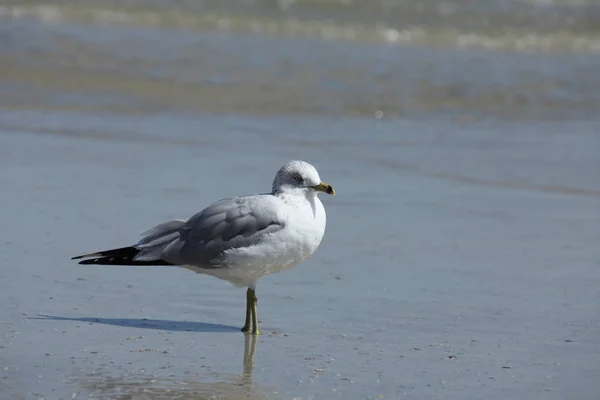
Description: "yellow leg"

(241, 288), (260, 335)
(241, 288), (252, 333)
(250, 288), (260, 335)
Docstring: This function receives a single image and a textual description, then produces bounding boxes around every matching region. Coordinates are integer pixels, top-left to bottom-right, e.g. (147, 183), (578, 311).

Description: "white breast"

(204, 195), (327, 287)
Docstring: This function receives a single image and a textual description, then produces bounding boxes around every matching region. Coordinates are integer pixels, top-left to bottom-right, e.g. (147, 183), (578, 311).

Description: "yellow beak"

(312, 182), (335, 195)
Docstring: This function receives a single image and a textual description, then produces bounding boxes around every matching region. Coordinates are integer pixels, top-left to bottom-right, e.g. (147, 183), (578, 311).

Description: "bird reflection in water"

(242, 333), (258, 388)
(73, 334), (270, 399)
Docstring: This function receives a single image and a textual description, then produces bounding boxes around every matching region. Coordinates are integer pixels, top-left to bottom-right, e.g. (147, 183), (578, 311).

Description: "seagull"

(72, 160), (335, 334)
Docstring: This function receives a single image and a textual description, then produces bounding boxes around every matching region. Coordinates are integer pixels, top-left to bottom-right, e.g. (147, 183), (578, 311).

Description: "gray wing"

(162, 195), (285, 267)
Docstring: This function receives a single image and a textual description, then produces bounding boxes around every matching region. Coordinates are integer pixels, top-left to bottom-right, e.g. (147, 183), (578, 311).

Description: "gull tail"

(71, 246), (174, 266)
(72, 219), (186, 266)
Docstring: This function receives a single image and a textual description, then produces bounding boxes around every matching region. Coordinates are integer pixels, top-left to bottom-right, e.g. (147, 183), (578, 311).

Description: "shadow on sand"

(34, 314), (240, 333)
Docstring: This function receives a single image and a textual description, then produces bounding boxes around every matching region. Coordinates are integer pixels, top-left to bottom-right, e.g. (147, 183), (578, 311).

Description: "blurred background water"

(1, 0), (600, 120)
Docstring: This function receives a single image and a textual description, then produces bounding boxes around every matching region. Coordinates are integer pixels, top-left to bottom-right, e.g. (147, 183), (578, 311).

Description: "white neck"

(273, 185), (316, 200)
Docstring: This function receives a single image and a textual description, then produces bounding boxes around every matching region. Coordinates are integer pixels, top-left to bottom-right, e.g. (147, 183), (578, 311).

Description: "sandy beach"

(2, 111), (599, 399)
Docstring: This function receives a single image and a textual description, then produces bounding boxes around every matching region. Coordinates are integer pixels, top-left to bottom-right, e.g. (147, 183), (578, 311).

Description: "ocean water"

(1, 0), (600, 120)
(1, 1), (599, 399)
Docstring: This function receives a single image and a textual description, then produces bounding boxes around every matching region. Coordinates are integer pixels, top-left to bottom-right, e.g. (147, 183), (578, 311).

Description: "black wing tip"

(73, 252), (175, 266)
(70, 247), (175, 266)
(78, 258), (101, 265)
(70, 247), (138, 263)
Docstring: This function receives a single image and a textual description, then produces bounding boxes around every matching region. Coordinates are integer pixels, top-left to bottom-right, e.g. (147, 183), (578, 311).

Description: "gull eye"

(292, 174), (303, 182)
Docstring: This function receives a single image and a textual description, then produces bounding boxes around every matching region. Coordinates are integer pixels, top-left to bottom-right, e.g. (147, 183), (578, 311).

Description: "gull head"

(272, 160), (335, 197)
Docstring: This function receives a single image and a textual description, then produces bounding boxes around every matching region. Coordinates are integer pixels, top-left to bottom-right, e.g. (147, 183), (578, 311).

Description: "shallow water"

(1, 1), (599, 399)
(2, 1), (600, 120)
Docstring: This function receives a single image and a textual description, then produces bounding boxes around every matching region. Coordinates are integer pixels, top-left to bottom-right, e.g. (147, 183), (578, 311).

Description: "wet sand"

(1, 111), (598, 399)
